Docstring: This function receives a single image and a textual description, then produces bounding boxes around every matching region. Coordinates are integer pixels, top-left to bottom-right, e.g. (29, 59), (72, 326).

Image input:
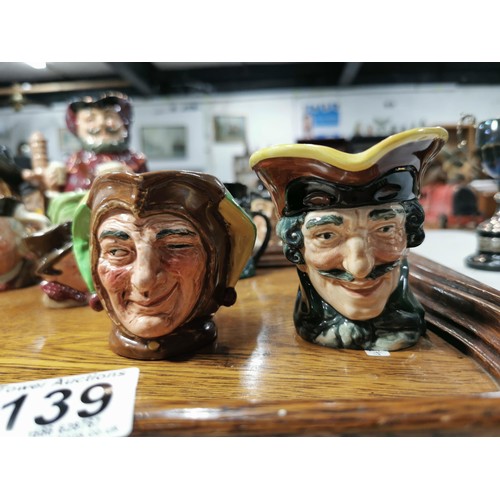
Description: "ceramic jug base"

(109, 319), (217, 360)
(465, 252), (500, 271)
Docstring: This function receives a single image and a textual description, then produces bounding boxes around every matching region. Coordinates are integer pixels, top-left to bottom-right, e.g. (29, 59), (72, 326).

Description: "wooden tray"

(1, 253), (498, 436)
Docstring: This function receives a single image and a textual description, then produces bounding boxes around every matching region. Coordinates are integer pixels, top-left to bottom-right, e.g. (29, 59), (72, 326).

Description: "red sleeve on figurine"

(127, 151), (148, 173)
(64, 150), (148, 192)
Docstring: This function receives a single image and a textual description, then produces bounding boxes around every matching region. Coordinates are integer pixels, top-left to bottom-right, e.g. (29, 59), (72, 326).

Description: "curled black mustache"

(318, 260), (400, 282)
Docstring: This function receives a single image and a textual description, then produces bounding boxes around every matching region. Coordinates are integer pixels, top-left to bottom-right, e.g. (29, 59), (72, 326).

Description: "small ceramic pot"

(250, 127), (448, 351)
(0, 216), (38, 292)
(24, 221), (90, 308)
(224, 182), (271, 278)
(0, 194), (50, 292)
(72, 171), (256, 360)
(250, 185), (292, 267)
(22, 191), (89, 308)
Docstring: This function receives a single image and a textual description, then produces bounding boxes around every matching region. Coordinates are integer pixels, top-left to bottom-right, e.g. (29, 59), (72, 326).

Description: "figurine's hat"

(72, 171), (256, 312)
(250, 127), (448, 216)
(65, 92), (132, 137)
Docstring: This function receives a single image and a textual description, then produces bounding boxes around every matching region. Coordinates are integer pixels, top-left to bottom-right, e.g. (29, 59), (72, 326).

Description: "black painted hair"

(276, 199), (426, 265)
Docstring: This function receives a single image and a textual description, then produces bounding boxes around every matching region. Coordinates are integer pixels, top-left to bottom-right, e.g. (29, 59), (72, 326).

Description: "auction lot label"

(0, 368), (139, 437)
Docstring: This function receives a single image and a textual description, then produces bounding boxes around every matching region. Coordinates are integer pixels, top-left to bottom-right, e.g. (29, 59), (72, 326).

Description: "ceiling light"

(23, 62), (46, 70)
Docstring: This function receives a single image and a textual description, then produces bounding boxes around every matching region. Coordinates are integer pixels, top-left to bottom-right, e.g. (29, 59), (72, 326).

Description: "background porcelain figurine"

(224, 182), (271, 278)
(0, 216), (38, 292)
(72, 171), (256, 360)
(250, 127), (448, 351)
(0, 180), (51, 292)
(43, 92), (148, 193)
(466, 117), (500, 271)
(24, 192), (90, 308)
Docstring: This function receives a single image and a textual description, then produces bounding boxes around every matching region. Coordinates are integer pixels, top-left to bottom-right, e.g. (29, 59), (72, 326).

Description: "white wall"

(1, 83), (500, 183)
(0, 103), (68, 162)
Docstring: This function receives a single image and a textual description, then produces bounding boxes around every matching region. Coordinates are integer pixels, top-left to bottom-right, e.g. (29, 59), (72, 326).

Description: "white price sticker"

(364, 350), (390, 357)
(0, 367), (139, 437)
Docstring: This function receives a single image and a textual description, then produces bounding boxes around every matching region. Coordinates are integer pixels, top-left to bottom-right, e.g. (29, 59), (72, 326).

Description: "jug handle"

(250, 211), (272, 265)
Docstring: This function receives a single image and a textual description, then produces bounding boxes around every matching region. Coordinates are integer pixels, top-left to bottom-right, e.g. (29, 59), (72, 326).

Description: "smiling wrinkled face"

(96, 211), (207, 338)
(299, 203), (407, 321)
(76, 107), (128, 150)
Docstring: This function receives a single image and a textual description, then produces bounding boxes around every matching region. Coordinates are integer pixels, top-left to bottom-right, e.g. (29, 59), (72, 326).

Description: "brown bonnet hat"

(73, 170), (255, 322)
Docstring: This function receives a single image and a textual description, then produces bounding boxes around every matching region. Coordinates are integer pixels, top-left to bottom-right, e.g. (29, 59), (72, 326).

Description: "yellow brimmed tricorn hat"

(250, 127), (448, 217)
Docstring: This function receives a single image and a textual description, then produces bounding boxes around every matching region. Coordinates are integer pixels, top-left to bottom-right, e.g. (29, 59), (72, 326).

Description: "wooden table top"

(1, 254), (499, 436)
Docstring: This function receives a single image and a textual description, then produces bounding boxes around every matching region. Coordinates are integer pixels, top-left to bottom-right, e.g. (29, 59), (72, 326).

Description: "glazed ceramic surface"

(466, 118), (500, 271)
(250, 127), (448, 351)
(24, 191), (90, 308)
(0, 217), (35, 291)
(0, 195), (51, 291)
(45, 93), (148, 192)
(224, 182), (271, 278)
(72, 170), (256, 360)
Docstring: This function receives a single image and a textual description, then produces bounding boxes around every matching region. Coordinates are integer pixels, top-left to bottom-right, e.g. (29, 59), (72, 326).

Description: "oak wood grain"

(1, 255), (499, 436)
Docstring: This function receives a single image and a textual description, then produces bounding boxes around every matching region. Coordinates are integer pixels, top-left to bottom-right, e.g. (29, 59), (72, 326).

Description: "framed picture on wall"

(302, 103), (339, 140)
(141, 126), (187, 159)
(213, 116), (246, 143)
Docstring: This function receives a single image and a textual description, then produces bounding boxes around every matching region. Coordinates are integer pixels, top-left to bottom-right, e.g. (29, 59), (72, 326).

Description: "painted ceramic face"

(76, 107), (128, 150)
(96, 211), (208, 338)
(0, 218), (21, 276)
(299, 203), (407, 321)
